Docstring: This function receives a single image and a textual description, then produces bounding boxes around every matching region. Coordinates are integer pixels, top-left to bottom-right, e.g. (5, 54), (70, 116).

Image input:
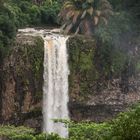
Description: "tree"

(59, 0), (113, 36)
(33, 0), (53, 5)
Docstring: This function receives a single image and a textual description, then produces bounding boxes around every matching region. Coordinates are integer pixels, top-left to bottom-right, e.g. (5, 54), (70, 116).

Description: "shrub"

(0, 0), (61, 62)
(0, 2), (17, 58)
(11, 134), (35, 140)
(29, 5), (41, 25)
(69, 122), (111, 140)
(0, 104), (140, 140)
(0, 125), (34, 138)
(110, 104), (140, 140)
(40, 1), (61, 25)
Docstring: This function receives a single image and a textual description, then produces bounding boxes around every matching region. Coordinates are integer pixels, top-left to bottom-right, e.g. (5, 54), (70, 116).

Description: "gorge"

(0, 28), (140, 134)
(0, 0), (140, 139)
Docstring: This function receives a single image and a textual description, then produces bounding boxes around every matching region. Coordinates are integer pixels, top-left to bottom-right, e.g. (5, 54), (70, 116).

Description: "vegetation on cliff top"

(0, 0), (139, 59)
(0, 0), (61, 60)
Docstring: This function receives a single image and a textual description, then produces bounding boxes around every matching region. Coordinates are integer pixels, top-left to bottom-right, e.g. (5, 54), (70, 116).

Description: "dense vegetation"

(0, 0), (61, 60)
(0, 0), (139, 56)
(0, 104), (140, 140)
(0, 0), (139, 62)
(0, 0), (140, 140)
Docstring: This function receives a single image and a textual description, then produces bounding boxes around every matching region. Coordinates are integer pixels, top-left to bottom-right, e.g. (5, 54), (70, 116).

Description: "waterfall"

(18, 28), (69, 138)
(43, 36), (69, 138)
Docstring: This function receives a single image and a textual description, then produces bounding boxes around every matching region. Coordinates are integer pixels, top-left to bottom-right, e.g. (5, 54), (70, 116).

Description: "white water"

(18, 28), (69, 138)
(43, 35), (69, 138)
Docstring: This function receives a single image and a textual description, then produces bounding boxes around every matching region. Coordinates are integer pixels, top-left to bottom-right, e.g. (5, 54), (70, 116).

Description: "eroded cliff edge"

(0, 34), (140, 130)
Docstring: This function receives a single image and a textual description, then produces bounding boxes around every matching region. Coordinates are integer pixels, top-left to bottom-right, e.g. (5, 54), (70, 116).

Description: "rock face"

(68, 35), (140, 122)
(0, 34), (140, 130)
(0, 35), (44, 130)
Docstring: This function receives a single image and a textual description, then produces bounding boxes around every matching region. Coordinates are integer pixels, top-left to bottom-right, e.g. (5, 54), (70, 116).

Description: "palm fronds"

(59, 0), (113, 35)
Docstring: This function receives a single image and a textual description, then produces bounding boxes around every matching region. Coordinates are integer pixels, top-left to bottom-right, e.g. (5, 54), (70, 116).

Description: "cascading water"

(43, 36), (69, 138)
(18, 28), (69, 138)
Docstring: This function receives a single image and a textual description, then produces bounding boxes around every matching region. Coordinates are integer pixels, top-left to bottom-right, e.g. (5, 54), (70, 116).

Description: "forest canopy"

(0, 0), (140, 60)
(0, 1), (140, 140)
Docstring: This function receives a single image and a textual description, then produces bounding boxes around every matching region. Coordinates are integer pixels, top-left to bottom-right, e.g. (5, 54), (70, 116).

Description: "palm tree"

(59, 0), (113, 36)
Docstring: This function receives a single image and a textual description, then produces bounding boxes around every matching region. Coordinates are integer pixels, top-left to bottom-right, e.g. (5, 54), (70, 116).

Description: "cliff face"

(0, 35), (44, 130)
(0, 34), (140, 130)
(68, 36), (140, 122)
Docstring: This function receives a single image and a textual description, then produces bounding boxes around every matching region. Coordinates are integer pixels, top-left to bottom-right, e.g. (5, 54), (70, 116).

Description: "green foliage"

(40, 1), (61, 25)
(0, 0), (61, 61)
(97, 0), (140, 49)
(1, 104), (140, 140)
(95, 41), (128, 78)
(79, 52), (93, 71)
(95, 11), (132, 44)
(0, 1), (17, 59)
(27, 37), (44, 79)
(63, 104), (140, 140)
(29, 5), (41, 24)
(68, 121), (111, 140)
(94, 10), (134, 78)
(0, 125), (62, 140)
(110, 104), (140, 140)
(35, 133), (46, 140)
(10, 0), (62, 26)
(16, 36), (44, 102)
(136, 60), (140, 73)
(59, 0), (113, 35)
(11, 134), (35, 140)
(0, 125), (34, 138)
(46, 133), (64, 140)
(109, 0), (140, 19)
